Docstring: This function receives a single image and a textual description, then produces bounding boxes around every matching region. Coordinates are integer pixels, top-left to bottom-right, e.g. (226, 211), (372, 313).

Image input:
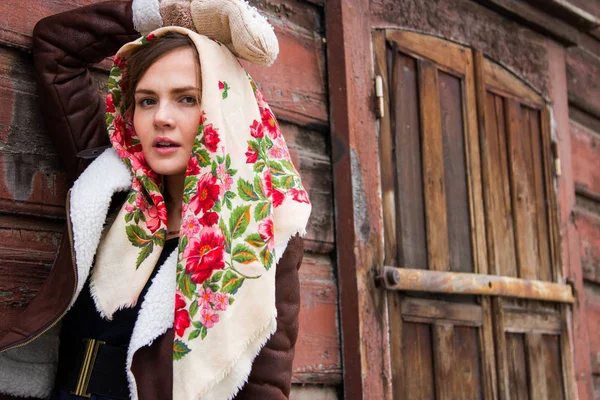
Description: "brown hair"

(122, 32), (201, 113)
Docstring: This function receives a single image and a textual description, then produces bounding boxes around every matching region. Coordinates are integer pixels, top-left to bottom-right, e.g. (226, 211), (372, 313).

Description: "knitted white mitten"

(190, 0), (279, 66)
(132, 0), (279, 66)
(159, 0), (195, 31)
(132, 0), (163, 34)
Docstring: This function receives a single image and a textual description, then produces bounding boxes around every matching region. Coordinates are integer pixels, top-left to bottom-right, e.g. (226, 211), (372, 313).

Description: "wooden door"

(374, 30), (576, 400)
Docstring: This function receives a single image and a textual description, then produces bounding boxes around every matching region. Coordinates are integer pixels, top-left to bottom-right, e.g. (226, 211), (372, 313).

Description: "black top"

(60, 237), (179, 349)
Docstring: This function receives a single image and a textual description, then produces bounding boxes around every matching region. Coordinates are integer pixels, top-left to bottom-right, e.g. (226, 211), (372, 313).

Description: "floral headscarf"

(91, 27), (311, 398)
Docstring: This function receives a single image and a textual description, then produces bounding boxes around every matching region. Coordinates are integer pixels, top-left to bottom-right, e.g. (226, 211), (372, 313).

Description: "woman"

(0, 1), (311, 399)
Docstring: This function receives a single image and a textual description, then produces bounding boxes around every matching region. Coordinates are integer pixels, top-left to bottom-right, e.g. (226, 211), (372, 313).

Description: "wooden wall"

(0, 0), (341, 398)
(568, 63), (600, 400)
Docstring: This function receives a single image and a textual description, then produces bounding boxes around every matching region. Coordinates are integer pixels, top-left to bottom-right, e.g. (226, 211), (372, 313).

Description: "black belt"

(55, 338), (130, 400)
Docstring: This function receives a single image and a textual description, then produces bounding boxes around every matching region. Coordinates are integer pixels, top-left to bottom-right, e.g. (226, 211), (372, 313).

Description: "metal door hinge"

(375, 75), (385, 118)
(551, 140), (561, 177)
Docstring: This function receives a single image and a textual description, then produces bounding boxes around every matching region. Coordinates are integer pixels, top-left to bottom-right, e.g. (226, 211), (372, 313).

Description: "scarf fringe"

(88, 279), (138, 321)
(199, 311), (277, 400)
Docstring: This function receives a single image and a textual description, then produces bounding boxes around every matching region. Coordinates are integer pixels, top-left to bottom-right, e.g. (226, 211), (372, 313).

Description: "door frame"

(324, 1), (590, 398)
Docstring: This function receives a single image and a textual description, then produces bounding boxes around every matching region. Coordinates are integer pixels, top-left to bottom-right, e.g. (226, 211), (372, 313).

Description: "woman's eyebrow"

(134, 86), (200, 95)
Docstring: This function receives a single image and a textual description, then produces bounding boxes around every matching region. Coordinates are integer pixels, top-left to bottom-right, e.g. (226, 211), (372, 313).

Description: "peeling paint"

(350, 148), (371, 243)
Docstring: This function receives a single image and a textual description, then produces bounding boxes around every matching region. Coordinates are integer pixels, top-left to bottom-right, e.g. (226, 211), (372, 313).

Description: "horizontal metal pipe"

(377, 266), (574, 303)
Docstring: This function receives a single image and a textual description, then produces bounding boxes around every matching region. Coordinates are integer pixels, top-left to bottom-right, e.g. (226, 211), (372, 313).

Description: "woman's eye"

(137, 98), (156, 107)
(181, 96), (198, 105)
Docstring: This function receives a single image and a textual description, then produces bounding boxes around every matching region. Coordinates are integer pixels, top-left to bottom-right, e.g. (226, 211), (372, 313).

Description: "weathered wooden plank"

(526, 333), (549, 400)
(566, 47), (600, 118)
(521, 0), (600, 32)
(463, 50), (488, 280)
(543, 334), (566, 400)
(493, 298), (511, 400)
(453, 326), (484, 400)
(0, 217), (63, 330)
(393, 52), (427, 270)
(279, 121), (334, 254)
(418, 61), (450, 272)
(516, 105), (544, 281)
(403, 322), (435, 400)
(241, 25), (327, 127)
(0, 47), (71, 218)
(401, 297), (483, 326)
(483, 57), (545, 108)
(584, 284), (600, 374)
(386, 30), (473, 77)
(379, 267), (574, 303)
(525, 107), (553, 282)
(482, 93), (518, 277)
(472, 0), (579, 45)
(480, 297), (498, 400)
(433, 324), (454, 400)
(507, 333), (530, 400)
(293, 253), (341, 384)
(505, 100), (538, 280)
(573, 208), (600, 284)
(525, 333), (548, 400)
(439, 71), (474, 274)
(570, 118), (600, 201)
(560, 0), (600, 21)
(503, 308), (562, 334)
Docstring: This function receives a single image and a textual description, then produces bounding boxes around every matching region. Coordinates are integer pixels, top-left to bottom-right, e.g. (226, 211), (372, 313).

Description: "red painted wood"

(293, 253), (341, 384)
(574, 209), (600, 284)
(548, 41), (594, 400)
(570, 119), (600, 201)
(567, 47), (600, 118)
(585, 290), (600, 375)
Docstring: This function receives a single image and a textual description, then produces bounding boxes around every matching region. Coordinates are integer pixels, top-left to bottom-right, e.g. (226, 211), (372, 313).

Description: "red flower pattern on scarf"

(203, 124), (220, 152)
(245, 146), (258, 164)
(189, 174), (220, 213)
(183, 231), (225, 284)
(250, 120), (264, 138)
(261, 108), (279, 139)
(289, 188), (310, 204)
(174, 292), (190, 337)
(200, 212), (219, 227)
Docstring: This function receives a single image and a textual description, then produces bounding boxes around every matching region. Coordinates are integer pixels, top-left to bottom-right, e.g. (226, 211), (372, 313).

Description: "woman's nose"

(153, 103), (175, 128)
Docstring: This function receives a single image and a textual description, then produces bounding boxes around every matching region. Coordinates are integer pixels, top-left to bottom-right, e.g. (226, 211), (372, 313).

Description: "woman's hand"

(133, 0), (279, 65)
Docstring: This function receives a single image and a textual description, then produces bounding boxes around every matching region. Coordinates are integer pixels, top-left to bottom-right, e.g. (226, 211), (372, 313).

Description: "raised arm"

(32, 1), (140, 181)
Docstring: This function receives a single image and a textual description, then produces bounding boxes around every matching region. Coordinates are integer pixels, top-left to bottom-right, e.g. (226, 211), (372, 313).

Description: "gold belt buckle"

(70, 338), (104, 398)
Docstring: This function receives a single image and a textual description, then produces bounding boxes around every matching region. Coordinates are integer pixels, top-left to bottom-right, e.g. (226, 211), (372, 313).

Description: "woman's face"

(133, 47), (202, 177)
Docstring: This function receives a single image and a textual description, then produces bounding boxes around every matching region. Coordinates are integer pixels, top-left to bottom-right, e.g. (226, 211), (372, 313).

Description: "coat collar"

(69, 148), (276, 400)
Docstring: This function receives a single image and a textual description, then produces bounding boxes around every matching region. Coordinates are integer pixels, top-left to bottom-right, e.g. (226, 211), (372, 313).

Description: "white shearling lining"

(69, 148), (132, 308)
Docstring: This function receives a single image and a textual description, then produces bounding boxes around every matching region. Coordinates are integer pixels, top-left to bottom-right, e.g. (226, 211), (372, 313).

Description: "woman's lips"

(152, 136), (180, 154)
(154, 146), (180, 155)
